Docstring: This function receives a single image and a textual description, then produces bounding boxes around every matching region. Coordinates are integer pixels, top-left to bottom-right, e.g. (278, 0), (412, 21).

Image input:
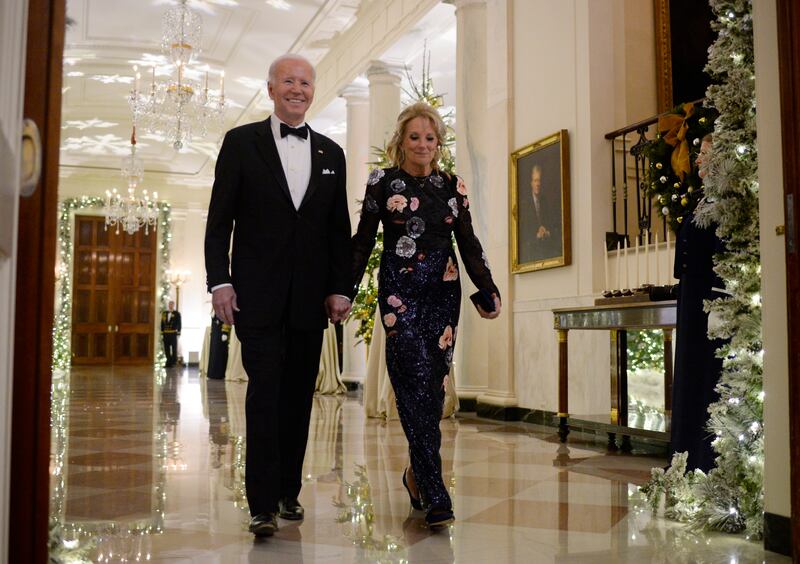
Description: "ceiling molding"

(307, 0), (440, 118)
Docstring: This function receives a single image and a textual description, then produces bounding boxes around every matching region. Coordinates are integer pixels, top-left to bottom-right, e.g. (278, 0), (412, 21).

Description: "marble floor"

(49, 366), (788, 563)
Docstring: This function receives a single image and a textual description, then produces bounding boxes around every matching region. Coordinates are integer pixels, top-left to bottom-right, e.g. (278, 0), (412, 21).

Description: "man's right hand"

(212, 286), (239, 325)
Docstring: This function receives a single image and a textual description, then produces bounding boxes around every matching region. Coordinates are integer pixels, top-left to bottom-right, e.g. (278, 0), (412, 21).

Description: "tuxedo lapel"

(255, 117), (293, 205)
(300, 129), (322, 209)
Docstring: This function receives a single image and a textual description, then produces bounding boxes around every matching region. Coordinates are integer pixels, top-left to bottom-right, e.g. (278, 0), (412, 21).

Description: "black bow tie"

(280, 123), (308, 139)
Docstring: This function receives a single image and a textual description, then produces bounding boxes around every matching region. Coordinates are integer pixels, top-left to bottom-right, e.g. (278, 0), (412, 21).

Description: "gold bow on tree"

(658, 102), (695, 181)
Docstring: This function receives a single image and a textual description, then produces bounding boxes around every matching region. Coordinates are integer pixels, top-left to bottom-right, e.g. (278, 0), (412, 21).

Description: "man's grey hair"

(267, 54), (316, 84)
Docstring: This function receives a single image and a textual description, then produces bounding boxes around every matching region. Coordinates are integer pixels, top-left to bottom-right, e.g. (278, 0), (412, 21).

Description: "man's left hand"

(325, 295), (352, 324)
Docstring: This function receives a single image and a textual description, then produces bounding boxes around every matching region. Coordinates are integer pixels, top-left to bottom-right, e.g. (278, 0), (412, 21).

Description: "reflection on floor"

(49, 366), (788, 563)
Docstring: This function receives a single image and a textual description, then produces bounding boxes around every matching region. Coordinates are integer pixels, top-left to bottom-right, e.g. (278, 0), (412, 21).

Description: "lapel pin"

(318, 149), (324, 154)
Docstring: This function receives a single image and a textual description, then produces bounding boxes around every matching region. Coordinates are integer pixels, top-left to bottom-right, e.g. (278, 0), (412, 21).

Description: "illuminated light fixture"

(161, 0), (202, 66)
(128, 0), (226, 150)
(103, 127), (160, 235)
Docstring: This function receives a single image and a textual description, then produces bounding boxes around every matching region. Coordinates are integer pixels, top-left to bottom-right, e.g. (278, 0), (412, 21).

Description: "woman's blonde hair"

(385, 102), (447, 170)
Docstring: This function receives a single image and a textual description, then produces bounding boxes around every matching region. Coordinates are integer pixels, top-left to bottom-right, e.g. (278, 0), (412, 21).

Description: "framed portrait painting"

(510, 130), (571, 273)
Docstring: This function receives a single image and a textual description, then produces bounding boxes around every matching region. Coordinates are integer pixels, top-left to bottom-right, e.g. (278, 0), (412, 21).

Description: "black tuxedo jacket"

(204, 117), (352, 330)
(160, 310), (181, 333)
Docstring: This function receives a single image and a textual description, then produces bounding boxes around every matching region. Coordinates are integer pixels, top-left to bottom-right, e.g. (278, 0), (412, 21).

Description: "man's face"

(268, 58), (315, 126)
(168, 301), (175, 311)
(530, 169), (542, 197)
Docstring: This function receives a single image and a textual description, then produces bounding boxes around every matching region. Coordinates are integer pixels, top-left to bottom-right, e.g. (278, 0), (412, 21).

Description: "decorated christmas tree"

(641, 0), (763, 539)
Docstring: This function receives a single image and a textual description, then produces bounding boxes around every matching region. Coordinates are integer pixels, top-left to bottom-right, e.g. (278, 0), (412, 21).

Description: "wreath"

(644, 102), (717, 233)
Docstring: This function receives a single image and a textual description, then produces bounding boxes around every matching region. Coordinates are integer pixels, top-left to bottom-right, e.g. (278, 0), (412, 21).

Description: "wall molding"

(763, 512), (792, 557)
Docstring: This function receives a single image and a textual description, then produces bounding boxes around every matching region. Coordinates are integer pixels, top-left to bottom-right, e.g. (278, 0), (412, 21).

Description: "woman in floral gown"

(351, 102), (501, 528)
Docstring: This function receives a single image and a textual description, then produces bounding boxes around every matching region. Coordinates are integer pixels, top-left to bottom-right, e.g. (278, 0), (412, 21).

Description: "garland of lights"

(50, 196), (171, 560)
(52, 197), (173, 370)
(641, 0), (764, 539)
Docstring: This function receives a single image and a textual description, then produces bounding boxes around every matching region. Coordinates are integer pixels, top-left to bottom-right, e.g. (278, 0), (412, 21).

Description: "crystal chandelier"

(104, 128), (160, 235)
(128, 0), (226, 150)
(161, 0), (202, 66)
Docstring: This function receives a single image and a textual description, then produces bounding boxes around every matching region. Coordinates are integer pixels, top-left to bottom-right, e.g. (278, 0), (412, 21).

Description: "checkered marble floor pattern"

(49, 366), (788, 563)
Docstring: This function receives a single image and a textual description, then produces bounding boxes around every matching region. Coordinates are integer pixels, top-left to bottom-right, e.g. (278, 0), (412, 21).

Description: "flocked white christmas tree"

(641, 0), (764, 539)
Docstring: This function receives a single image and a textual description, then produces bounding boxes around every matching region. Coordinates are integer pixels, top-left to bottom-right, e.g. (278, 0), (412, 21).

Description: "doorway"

(71, 215), (157, 365)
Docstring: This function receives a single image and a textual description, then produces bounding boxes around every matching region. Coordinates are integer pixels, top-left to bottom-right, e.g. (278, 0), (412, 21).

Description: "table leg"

(610, 330), (619, 425)
(619, 330), (628, 427)
(557, 329), (569, 442)
(663, 328), (674, 429)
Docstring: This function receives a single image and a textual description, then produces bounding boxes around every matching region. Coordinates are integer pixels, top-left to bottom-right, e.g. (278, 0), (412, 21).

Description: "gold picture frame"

(510, 130), (571, 274)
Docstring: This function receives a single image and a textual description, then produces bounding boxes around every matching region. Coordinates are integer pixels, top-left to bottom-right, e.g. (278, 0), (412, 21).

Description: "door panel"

(114, 228), (156, 364)
(72, 217), (111, 365)
(71, 216), (156, 365)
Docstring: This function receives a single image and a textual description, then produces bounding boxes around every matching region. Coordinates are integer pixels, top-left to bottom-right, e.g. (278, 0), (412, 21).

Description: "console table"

(552, 300), (677, 450)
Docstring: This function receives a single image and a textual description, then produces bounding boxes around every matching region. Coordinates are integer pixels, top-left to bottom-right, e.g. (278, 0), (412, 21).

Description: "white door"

(0, 0), (30, 558)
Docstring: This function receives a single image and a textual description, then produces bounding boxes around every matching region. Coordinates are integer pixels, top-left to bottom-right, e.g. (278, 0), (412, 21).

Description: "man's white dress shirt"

(270, 115), (311, 211)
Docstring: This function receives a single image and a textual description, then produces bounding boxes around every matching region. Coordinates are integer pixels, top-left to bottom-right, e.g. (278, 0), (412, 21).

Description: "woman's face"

(401, 116), (439, 170)
(696, 139), (712, 179)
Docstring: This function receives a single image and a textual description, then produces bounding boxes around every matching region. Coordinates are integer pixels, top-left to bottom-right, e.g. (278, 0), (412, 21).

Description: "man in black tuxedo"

(204, 54), (352, 537)
(160, 300), (181, 367)
(526, 164), (562, 262)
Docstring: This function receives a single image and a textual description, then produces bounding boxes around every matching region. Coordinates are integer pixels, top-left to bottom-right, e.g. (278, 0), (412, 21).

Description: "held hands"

(212, 286), (239, 325)
(475, 293), (501, 320)
(325, 295), (352, 324)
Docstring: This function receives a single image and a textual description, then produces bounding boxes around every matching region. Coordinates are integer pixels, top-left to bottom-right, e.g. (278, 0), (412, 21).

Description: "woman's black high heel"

(425, 506), (455, 529)
(402, 467), (423, 510)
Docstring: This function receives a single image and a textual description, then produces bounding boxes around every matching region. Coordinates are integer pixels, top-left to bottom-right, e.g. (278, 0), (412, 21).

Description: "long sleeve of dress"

(451, 175), (500, 298)
(350, 171), (384, 298)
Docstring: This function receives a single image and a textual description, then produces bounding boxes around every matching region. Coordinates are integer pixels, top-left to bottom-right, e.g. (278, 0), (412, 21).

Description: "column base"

(340, 372), (364, 392)
(341, 371), (365, 384)
(475, 392), (520, 421)
(455, 386), (487, 412)
(476, 392), (518, 407)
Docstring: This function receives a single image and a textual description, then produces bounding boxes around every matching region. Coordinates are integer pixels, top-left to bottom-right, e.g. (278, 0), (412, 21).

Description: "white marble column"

(476, 0), (517, 409)
(366, 60), (404, 151)
(451, 0), (491, 403)
(339, 78), (370, 228)
(339, 78), (370, 385)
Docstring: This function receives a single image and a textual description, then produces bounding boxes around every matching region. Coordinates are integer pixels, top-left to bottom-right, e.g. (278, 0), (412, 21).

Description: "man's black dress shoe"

(249, 513), (279, 537)
(278, 497), (304, 520)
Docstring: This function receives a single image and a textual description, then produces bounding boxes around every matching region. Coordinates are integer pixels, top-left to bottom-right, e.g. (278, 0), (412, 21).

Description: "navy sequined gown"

(352, 167), (499, 511)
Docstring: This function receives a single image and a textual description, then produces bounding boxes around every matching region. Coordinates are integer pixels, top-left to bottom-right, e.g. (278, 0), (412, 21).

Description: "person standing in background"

(160, 300), (181, 368)
(670, 133), (727, 472)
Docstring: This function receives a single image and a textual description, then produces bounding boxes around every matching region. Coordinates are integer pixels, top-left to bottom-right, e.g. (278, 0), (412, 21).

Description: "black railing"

(604, 99), (703, 251)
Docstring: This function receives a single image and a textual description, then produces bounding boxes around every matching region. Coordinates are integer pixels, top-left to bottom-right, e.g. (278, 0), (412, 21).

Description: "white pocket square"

(322, 168), (335, 175)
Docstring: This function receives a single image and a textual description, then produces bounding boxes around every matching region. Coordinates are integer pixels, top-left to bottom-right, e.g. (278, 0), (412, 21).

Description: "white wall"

(168, 207), (211, 362)
(752, 0), (791, 520)
(0, 0), (29, 558)
(508, 0), (649, 415)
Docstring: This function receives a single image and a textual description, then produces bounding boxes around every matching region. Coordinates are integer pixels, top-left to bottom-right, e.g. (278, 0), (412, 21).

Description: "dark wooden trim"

(776, 0), (800, 560)
(764, 512), (792, 557)
(653, 0), (673, 113)
(469, 403), (669, 455)
(10, 0), (65, 562)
